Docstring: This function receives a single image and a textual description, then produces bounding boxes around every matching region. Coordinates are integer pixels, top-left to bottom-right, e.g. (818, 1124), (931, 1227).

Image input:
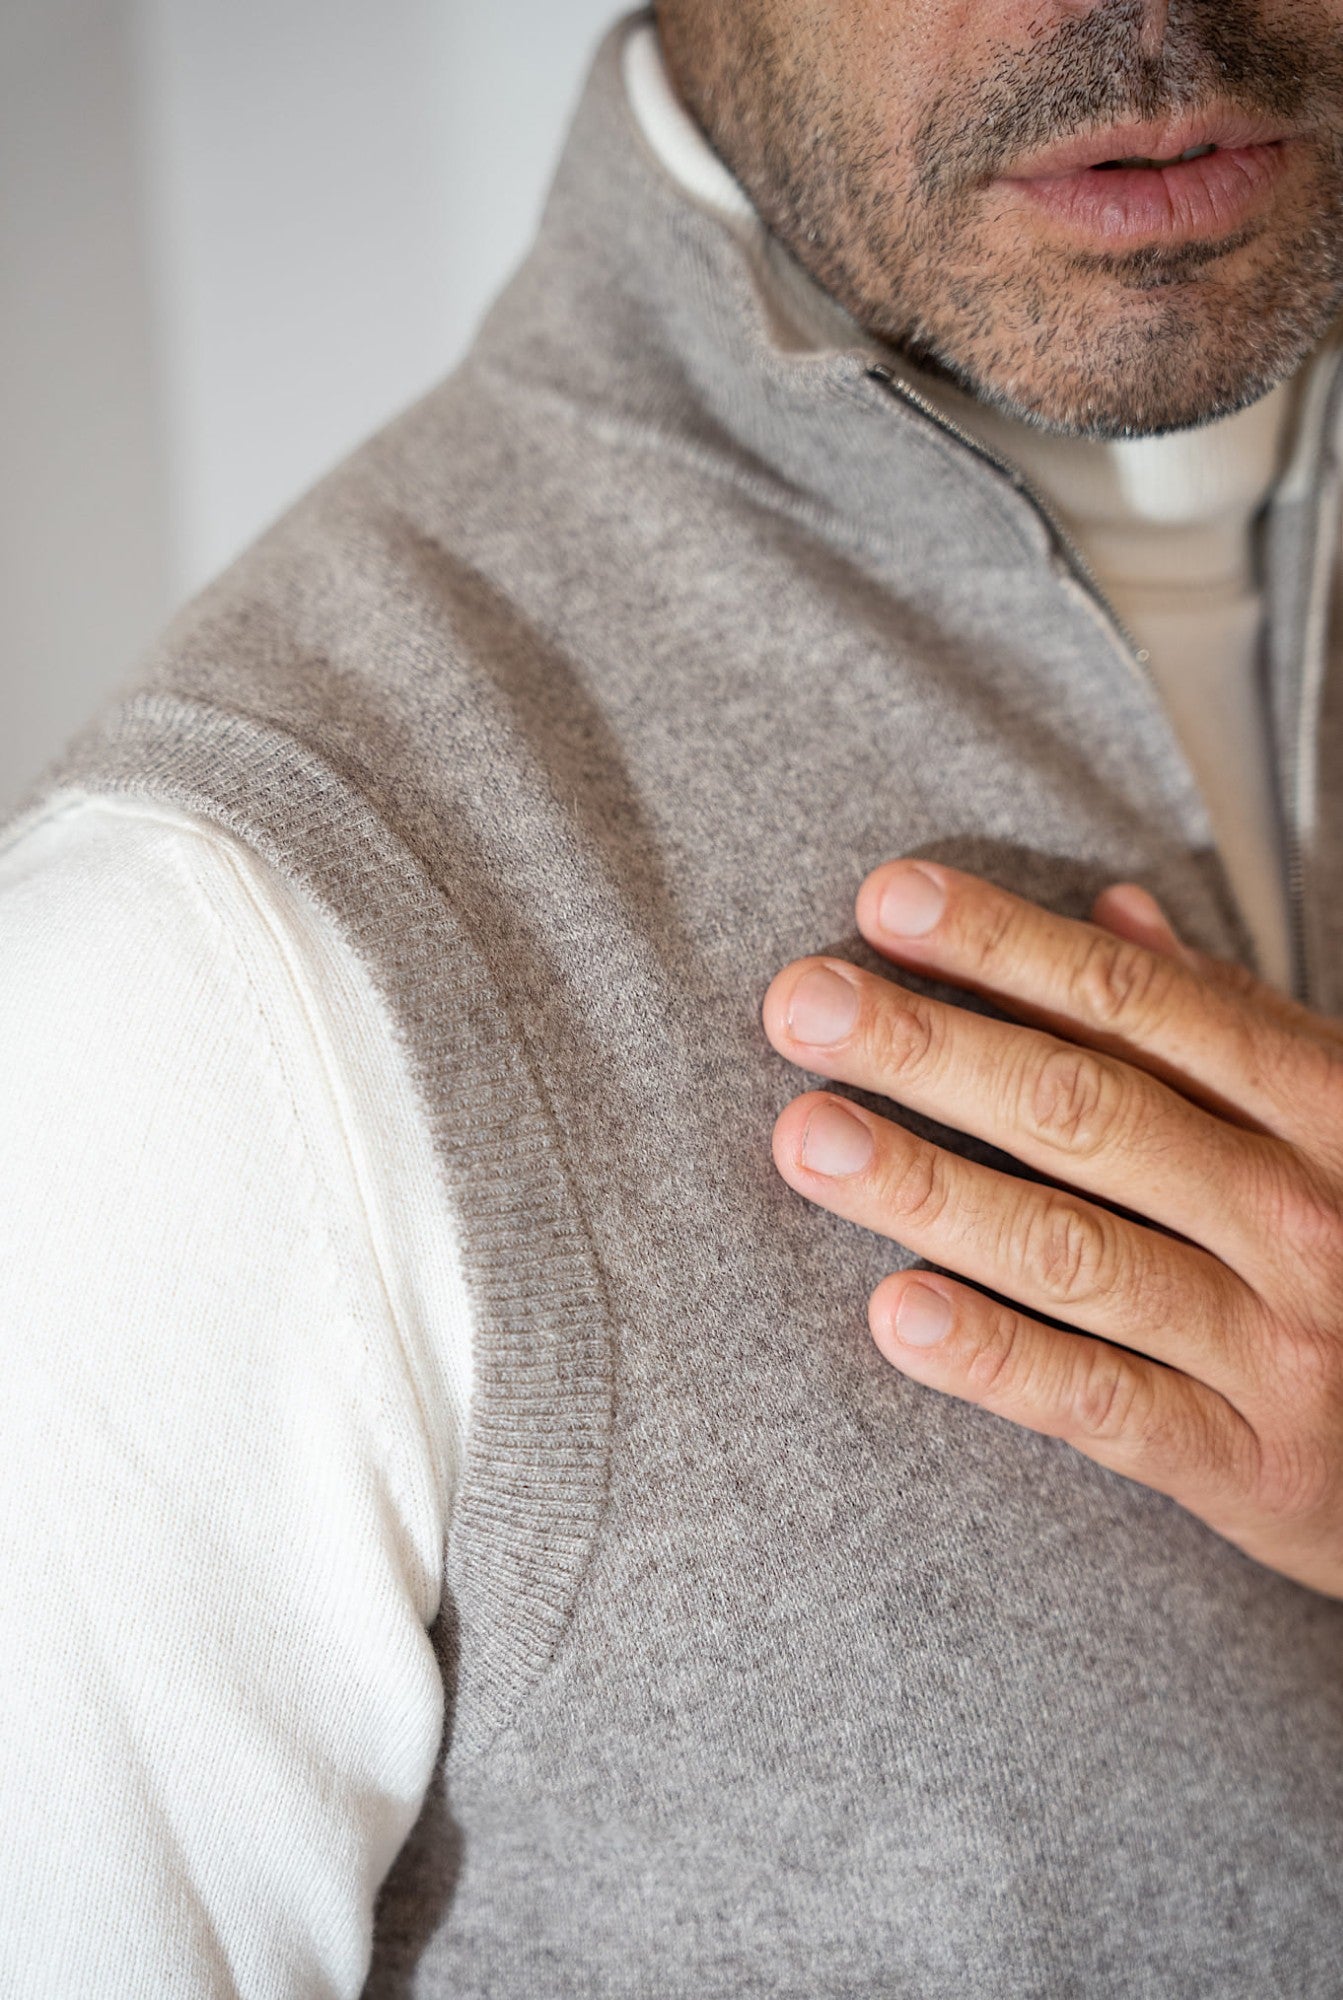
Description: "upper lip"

(1003, 113), (1294, 180)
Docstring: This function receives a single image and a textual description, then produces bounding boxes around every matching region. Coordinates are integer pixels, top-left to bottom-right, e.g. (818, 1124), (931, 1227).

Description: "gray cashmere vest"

(9, 12), (1343, 1993)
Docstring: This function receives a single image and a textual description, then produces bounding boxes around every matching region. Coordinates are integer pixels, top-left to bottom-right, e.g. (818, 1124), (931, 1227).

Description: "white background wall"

(1, 0), (625, 812)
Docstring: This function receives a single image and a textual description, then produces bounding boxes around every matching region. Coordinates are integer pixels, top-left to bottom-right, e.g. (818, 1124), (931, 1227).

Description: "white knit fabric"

(0, 17), (1326, 1993)
(0, 794), (467, 1995)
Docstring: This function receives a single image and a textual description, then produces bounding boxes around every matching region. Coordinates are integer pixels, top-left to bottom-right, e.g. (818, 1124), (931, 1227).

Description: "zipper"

(866, 356), (1343, 1007)
(865, 361), (1154, 664)
(1284, 471), (1338, 1008)
(1281, 353), (1343, 1008)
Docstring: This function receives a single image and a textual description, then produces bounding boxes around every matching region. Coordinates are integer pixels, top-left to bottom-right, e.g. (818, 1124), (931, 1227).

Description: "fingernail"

(787, 965), (859, 1045)
(894, 1282), (953, 1347)
(879, 864), (945, 937)
(800, 1101), (874, 1176)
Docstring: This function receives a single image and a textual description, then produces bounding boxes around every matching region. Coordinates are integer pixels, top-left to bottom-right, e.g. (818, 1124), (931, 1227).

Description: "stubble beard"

(657, 0), (1343, 438)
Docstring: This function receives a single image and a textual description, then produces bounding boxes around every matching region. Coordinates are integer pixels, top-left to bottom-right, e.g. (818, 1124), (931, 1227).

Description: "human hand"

(762, 861), (1343, 1598)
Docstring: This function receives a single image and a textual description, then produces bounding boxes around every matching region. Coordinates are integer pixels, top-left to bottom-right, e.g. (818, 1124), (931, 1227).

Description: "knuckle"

(879, 1139), (949, 1228)
(1069, 1349), (1148, 1443)
(966, 1305), (1029, 1401)
(1263, 1157), (1343, 1290)
(869, 992), (939, 1084)
(1026, 1046), (1125, 1159)
(1022, 1194), (1114, 1308)
(1068, 931), (1171, 1031)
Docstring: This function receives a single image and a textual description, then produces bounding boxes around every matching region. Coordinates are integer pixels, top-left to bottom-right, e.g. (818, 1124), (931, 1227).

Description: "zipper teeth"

(866, 364), (1154, 672)
(1285, 362), (1343, 1007)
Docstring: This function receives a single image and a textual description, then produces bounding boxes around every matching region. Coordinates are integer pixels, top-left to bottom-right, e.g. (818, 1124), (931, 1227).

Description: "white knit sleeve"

(0, 793), (473, 1998)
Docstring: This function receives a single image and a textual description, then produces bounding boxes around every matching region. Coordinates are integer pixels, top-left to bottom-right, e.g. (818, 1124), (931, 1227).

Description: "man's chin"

(933, 234), (1343, 439)
(989, 372), (1288, 442)
(943, 316), (1329, 441)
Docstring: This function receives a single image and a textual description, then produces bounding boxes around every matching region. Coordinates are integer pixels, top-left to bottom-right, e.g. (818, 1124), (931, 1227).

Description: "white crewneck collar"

(621, 16), (1320, 578)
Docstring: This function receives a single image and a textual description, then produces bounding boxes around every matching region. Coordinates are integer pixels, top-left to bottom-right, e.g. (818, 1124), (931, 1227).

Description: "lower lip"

(1001, 142), (1291, 245)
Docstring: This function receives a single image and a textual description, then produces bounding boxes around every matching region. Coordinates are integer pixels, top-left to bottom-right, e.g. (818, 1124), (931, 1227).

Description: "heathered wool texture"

(9, 12), (1343, 1994)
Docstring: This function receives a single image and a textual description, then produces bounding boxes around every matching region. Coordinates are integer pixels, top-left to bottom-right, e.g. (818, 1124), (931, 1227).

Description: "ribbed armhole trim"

(11, 691), (614, 1766)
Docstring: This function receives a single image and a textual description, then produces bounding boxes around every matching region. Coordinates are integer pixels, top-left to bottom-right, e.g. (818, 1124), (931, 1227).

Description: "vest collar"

(476, 12), (1050, 574)
(482, 8), (1343, 586)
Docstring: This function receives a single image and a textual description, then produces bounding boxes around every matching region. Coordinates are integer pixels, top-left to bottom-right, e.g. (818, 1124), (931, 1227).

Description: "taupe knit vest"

(10, 13), (1343, 1993)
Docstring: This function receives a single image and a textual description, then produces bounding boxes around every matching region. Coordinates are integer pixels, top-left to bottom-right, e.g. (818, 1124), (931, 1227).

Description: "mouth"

(995, 117), (1297, 249)
(1005, 113), (1293, 183)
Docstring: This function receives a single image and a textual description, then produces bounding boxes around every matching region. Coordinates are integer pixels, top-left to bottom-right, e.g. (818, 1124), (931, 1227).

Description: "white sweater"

(0, 21), (1324, 1996)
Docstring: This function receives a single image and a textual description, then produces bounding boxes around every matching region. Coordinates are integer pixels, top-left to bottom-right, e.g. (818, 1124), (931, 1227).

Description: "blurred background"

(1, 0), (624, 812)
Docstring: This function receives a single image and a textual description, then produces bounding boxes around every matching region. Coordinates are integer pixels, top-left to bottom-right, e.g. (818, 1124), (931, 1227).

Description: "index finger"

(854, 860), (1340, 1148)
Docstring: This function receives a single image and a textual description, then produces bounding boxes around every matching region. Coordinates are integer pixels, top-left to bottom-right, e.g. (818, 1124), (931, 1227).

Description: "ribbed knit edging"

(7, 690), (615, 1766)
